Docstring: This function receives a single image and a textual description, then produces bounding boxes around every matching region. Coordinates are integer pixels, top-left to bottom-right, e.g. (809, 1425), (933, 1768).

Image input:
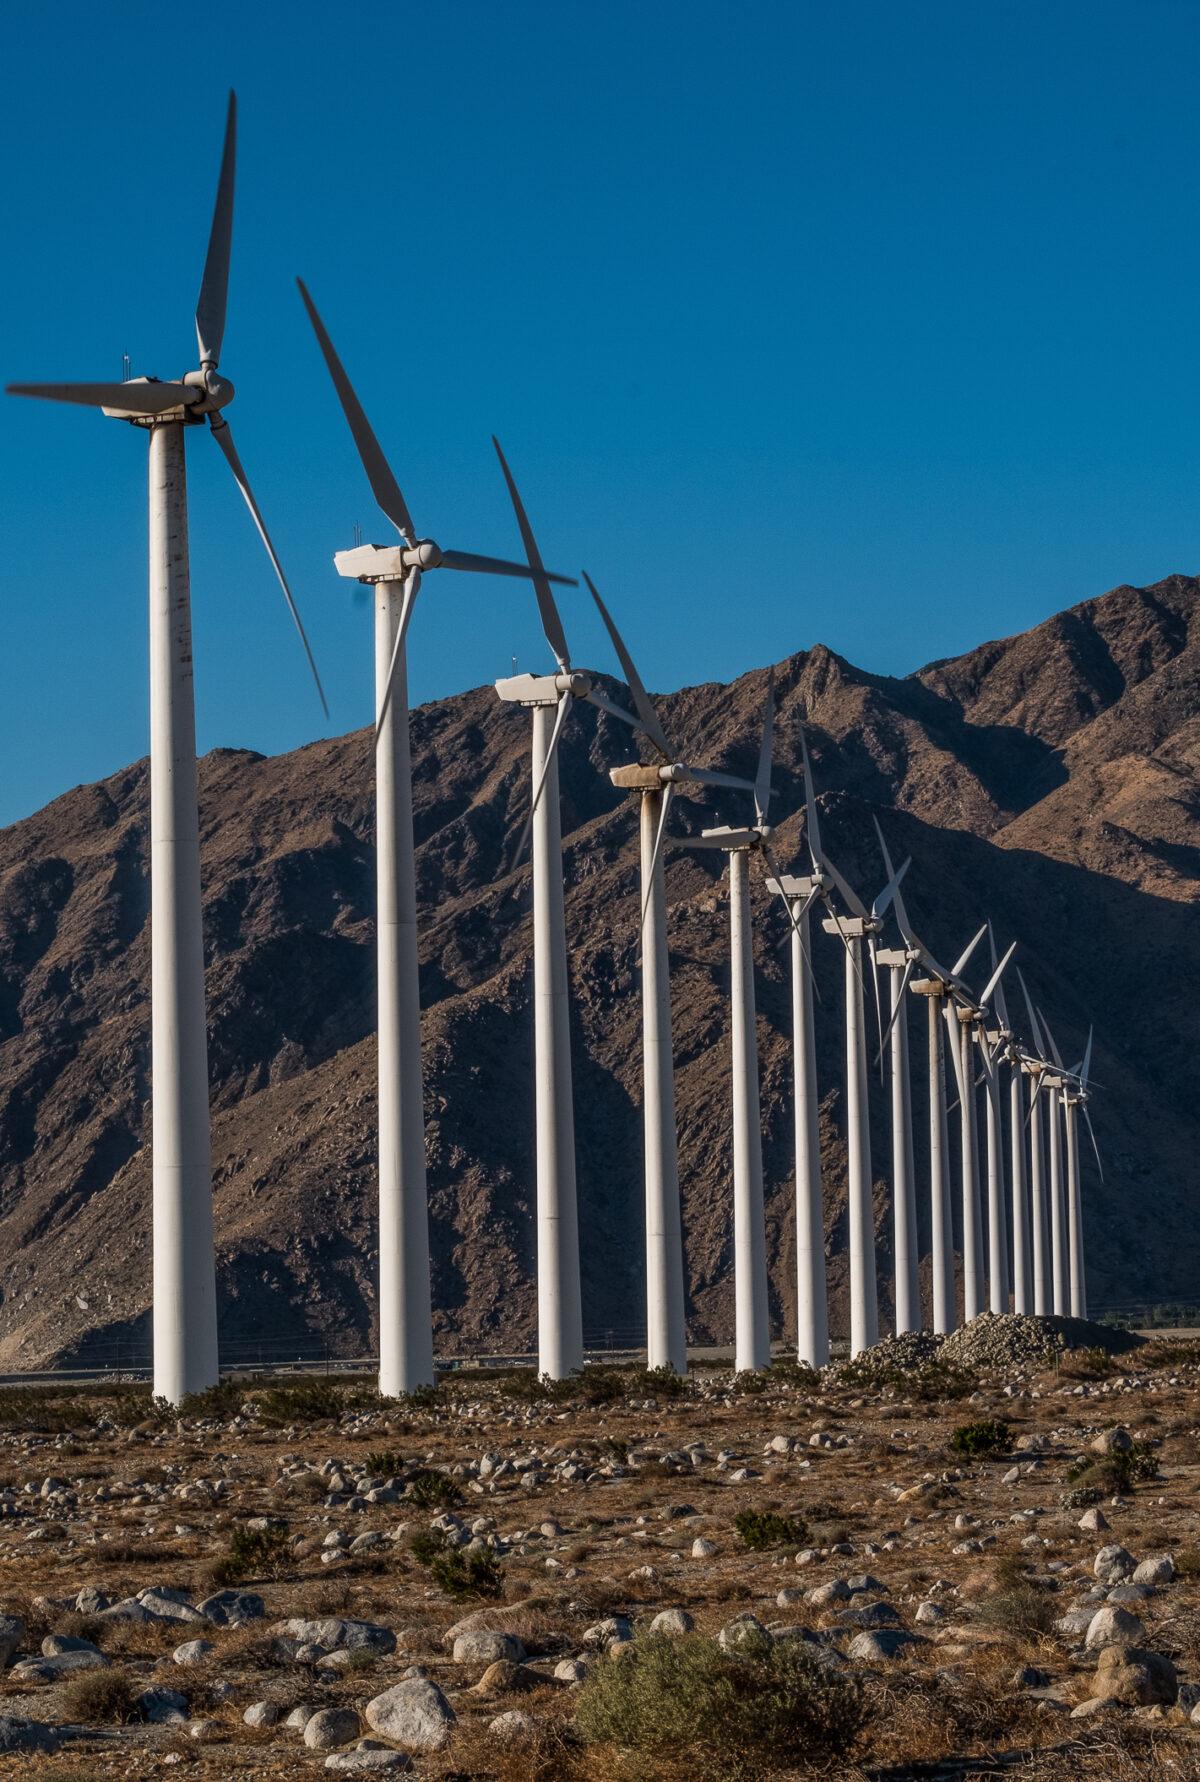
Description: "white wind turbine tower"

(790, 746), (908, 1356)
(941, 925), (995, 1324)
(492, 459), (645, 1380)
(1062, 1028), (1100, 1319)
(1039, 1012), (1070, 1314)
(978, 925), (1019, 1315)
(682, 680), (821, 1370)
(870, 830), (984, 1336)
(586, 581), (753, 1375)
(870, 822), (920, 1335)
(8, 95), (328, 1404)
(762, 730), (885, 1368)
(1016, 971), (1052, 1315)
(295, 287), (574, 1395)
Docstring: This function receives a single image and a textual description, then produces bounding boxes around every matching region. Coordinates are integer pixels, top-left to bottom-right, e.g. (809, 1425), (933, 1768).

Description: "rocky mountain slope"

(0, 573), (1197, 1367)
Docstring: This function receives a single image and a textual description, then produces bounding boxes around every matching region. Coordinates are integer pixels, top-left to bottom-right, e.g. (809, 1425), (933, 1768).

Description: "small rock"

(139, 1689), (188, 1725)
(325, 1746), (411, 1773)
(243, 1701), (281, 1727)
(1078, 1508), (1109, 1533)
(691, 1538), (716, 1558)
(0, 1618), (24, 1669)
(554, 1658), (588, 1683)
(172, 1639), (215, 1667)
(305, 1708), (361, 1750)
(649, 1608), (694, 1636)
(1085, 1605), (1144, 1650)
(364, 1679), (456, 1751)
(1132, 1554), (1175, 1587)
(489, 1709), (534, 1741)
(190, 1719), (224, 1743)
(1094, 1544), (1136, 1585)
(848, 1629), (924, 1661)
(452, 1631), (525, 1666)
(1090, 1428), (1133, 1456)
(474, 1660), (541, 1695)
(196, 1589), (265, 1626)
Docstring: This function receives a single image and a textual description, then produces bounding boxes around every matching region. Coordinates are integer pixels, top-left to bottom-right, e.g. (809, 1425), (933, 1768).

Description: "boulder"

(837, 1601), (901, 1630)
(473, 1659), (542, 1695)
(0, 1717), (58, 1753)
(1085, 1605), (1144, 1650)
(649, 1608), (694, 1636)
(364, 1679), (456, 1750)
(0, 1618), (24, 1669)
(244, 1701), (282, 1727)
(717, 1614), (772, 1654)
(305, 1708), (361, 1750)
(325, 1744), (412, 1772)
(173, 1639), (215, 1667)
(489, 1709), (534, 1741)
(1090, 1428), (1133, 1456)
(275, 1618), (395, 1655)
(1132, 1554), (1175, 1587)
(196, 1589), (265, 1626)
(1091, 1645), (1177, 1706)
(1094, 1545), (1136, 1585)
(12, 1650), (108, 1681)
(452, 1630), (524, 1666)
(582, 1616), (632, 1650)
(138, 1689), (189, 1725)
(1078, 1508), (1109, 1533)
(848, 1629), (924, 1662)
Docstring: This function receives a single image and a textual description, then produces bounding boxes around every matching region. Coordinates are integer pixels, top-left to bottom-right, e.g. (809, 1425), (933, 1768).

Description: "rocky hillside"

(0, 573), (1197, 1367)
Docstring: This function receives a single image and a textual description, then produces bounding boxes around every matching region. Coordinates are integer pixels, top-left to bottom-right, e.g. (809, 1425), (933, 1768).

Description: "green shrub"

(178, 1378), (244, 1420)
(407, 1468), (459, 1510)
(208, 1521), (291, 1587)
(1173, 1549), (1200, 1579)
(950, 1419), (1011, 1460)
(253, 1380), (343, 1425)
(1065, 1440), (1159, 1496)
(409, 1528), (449, 1566)
(768, 1359), (821, 1391)
(364, 1450), (402, 1478)
(734, 1509), (808, 1551)
(399, 1383), (439, 1410)
(731, 1369), (769, 1395)
(642, 1365), (688, 1399)
(59, 1665), (137, 1724)
(430, 1545), (503, 1600)
(574, 1633), (862, 1769)
(976, 1561), (1056, 1639)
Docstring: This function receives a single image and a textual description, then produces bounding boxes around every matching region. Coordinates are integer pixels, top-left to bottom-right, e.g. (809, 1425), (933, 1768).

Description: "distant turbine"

(590, 579), (753, 1375)
(8, 96), (327, 1404)
(493, 457), (641, 1379)
(295, 285), (573, 1396)
(942, 924), (988, 1323)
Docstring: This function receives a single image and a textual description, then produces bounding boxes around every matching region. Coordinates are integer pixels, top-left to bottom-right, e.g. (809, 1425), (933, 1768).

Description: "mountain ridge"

(0, 571), (1197, 1366)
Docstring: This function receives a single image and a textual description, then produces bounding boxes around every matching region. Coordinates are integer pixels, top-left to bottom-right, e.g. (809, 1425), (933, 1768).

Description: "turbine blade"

(511, 691), (572, 871)
(375, 568), (421, 739)
(799, 727), (823, 870)
(296, 279), (417, 543)
(1016, 966), (1045, 1055)
(681, 766), (756, 791)
(675, 835), (733, 850)
(979, 938), (1017, 1010)
(440, 548), (576, 587)
(874, 955), (915, 1068)
(943, 1000), (968, 1102)
(822, 851), (869, 921)
(583, 572), (672, 760)
(987, 919), (1012, 1031)
(872, 815), (913, 940)
(952, 922), (987, 979)
(1039, 1006), (1065, 1071)
(640, 781), (674, 937)
(492, 437), (570, 670)
(871, 855), (910, 921)
(584, 686), (642, 729)
(195, 91), (237, 368)
(1082, 1101), (1103, 1179)
(1081, 1024), (1093, 1088)
(753, 671), (775, 828)
(761, 838), (816, 981)
(867, 932), (884, 1075)
(208, 417), (328, 718)
(7, 380), (196, 416)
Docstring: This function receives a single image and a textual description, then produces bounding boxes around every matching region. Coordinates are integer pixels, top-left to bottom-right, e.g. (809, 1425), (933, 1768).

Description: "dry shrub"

(60, 1664), (137, 1724)
(574, 1633), (863, 1774)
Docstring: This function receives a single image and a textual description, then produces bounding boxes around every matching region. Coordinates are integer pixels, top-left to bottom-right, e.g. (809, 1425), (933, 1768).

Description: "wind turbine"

(941, 925), (992, 1324)
(7, 95), (327, 1404)
(870, 826), (979, 1336)
(1063, 1028), (1100, 1319)
(492, 457), (643, 1380)
(1016, 970), (1052, 1315)
(793, 747), (907, 1356)
(1039, 1010), (1070, 1314)
(870, 822), (920, 1335)
(588, 582), (753, 1375)
(295, 285), (574, 1396)
(978, 926), (1018, 1315)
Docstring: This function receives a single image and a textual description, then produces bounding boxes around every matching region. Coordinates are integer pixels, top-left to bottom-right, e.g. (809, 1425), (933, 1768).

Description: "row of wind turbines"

(7, 98), (1102, 1402)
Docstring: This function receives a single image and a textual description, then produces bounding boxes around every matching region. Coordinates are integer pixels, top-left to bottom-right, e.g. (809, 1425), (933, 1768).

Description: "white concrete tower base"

(985, 1070), (1009, 1314)
(887, 960), (918, 1334)
(639, 788), (687, 1374)
(729, 849), (770, 1372)
(375, 578), (434, 1397)
(1029, 1078), (1049, 1315)
(792, 899), (827, 1367)
(959, 1019), (985, 1322)
(1009, 1067), (1030, 1314)
(1066, 1097), (1086, 1319)
(531, 702), (584, 1379)
(844, 940), (878, 1356)
(149, 421), (219, 1405)
(1048, 1088), (1067, 1315)
(924, 991), (954, 1333)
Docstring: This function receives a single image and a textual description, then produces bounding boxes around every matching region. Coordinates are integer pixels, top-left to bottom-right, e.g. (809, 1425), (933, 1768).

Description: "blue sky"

(2, 0), (1198, 825)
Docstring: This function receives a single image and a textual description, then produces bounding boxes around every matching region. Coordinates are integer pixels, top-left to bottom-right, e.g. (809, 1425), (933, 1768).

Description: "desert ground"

(0, 1313), (1196, 1779)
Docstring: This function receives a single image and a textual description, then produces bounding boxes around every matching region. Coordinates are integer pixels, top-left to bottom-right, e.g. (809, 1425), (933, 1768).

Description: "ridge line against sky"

(2, 0), (1199, 826)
